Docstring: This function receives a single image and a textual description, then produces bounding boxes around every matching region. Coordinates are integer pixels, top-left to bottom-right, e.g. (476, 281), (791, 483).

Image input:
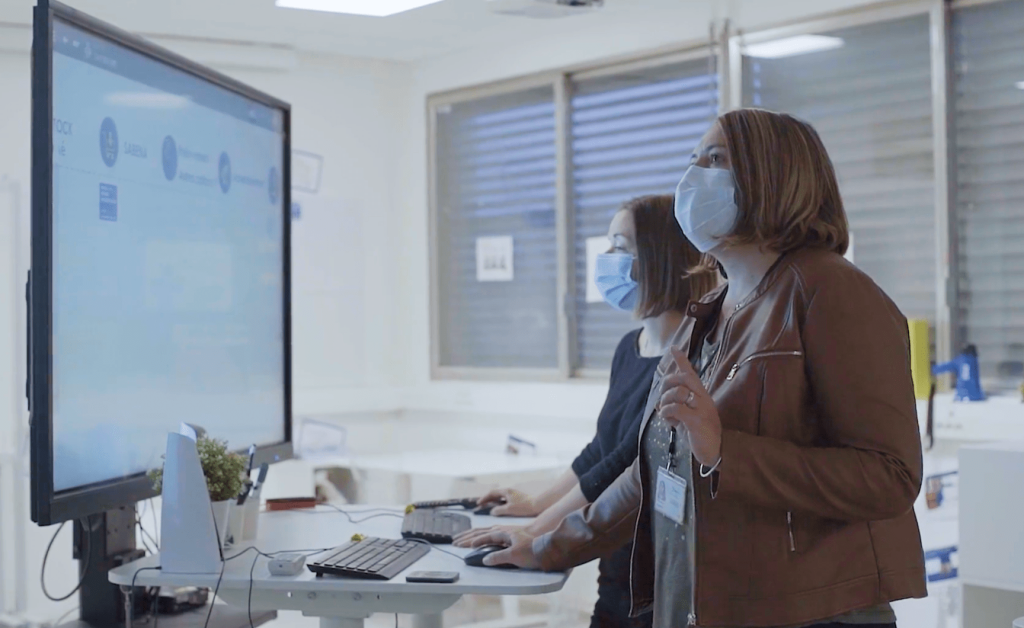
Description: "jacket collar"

(684, 250), (797, 323)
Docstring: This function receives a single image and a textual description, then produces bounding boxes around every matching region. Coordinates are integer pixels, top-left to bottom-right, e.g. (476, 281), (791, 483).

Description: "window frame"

(946, 0), (1024, 382)
(727, 0), (955, 365)
(568, 46), (724, 379)
(427, 0), (988, 381)
(427, 73), (567, 381)
(427, 44), (721, 381)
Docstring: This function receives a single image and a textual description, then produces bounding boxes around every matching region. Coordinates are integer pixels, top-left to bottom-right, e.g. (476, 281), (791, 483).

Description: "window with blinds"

(742, 15), (936, 323)
(570, 58), (718, 371)
(434, 86), (559, 370)
(952, 0), (1024, 387)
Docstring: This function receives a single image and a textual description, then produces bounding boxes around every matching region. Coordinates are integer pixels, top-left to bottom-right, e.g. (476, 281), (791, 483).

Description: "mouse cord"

(404, 539), (465, 562)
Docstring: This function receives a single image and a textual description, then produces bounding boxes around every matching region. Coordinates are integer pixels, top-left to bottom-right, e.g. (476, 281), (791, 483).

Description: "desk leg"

(320, 617), (366, 628)
(411, 613), (443, 628)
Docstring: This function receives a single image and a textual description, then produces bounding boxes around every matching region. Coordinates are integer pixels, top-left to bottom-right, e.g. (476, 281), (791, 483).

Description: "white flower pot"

(211, 500), (233, 546)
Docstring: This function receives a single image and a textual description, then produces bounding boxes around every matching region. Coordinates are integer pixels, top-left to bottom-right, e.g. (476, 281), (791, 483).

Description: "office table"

(109, 506), (568, 628)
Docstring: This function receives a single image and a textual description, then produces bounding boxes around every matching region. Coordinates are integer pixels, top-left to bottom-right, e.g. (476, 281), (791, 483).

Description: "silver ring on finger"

(685, 390), (696, 408)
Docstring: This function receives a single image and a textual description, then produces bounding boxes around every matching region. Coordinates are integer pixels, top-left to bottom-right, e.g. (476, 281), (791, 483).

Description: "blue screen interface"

(50, 19), (286, 492)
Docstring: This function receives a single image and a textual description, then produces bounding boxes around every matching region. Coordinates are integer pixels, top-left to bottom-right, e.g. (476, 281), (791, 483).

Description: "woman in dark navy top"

(455, 194), (716, 628)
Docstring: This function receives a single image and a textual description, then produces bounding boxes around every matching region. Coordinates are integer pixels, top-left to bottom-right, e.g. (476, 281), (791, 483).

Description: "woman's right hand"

(453, 524), (528, 548)
(476, 488), (538, 517)
(458, 527), (541, 570)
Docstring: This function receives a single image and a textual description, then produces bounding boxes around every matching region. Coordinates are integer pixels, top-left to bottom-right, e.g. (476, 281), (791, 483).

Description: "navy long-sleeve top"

(572, 328), (661, 502)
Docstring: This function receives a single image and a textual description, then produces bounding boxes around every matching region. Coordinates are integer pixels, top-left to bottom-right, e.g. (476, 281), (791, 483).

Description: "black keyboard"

(308, 537), (430, 581)
(402, 509), (472, 544)
(410, 498), (478, 510)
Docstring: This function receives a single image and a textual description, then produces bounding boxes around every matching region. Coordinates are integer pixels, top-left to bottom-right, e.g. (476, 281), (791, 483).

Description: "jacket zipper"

(687, 466), (697, 626)
(787, 511), (796, 552)
(687, 304), (743, 627)
(726, 350), (804, 381)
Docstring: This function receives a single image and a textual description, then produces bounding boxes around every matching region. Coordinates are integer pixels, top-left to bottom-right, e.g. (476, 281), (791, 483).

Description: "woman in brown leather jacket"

(466, 109), (927, 628)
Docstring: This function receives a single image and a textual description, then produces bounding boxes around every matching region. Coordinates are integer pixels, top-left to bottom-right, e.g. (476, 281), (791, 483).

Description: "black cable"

(130, 567), (162, 591)
(231, 546), (332, 628)
(248, 551), (260, 628)
(137, 516), (158, 555)
(404, 538), (467, 562)
(320, 503), (405, 524)
(42, 519), (92, 602)
(129, 566), (162, 626)
(152, 585), (160, 628)
(150, 498), (160, 545)
(202, 559), (227, 628)
(137, 501), (161, 552)
(925, 379), (936, 451)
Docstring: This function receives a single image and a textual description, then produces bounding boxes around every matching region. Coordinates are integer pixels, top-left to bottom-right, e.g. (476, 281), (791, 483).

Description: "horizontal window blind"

(571, 58), (718, 370)
(434, 86), (559, 369)
(953, 0), (1024, 387)
(743, 15), (936, 322)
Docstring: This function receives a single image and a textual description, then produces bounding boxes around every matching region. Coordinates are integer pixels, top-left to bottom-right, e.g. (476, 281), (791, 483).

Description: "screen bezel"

(30, 0), (294, 526)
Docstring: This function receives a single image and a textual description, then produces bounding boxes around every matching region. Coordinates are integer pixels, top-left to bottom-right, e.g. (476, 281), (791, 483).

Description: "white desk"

(109, 506), (568, 628)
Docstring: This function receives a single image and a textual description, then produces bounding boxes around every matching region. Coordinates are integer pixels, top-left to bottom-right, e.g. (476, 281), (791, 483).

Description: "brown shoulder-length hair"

(717, 109), (849, 255)
(624, 194), (718, 318)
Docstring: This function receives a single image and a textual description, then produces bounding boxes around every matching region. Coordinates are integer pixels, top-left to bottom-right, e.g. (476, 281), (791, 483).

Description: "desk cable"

(41, 519), (92, 602)
(290, 503), (406, 524)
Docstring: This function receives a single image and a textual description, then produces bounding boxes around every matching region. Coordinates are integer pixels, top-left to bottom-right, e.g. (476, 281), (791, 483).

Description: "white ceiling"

(0, 0), (719, 62)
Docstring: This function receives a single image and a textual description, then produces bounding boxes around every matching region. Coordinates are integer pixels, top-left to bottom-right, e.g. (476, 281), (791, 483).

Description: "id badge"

(655, 467), (687, 525)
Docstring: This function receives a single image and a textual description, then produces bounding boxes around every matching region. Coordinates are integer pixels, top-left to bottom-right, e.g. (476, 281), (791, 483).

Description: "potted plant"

(150, 436), (248, 542)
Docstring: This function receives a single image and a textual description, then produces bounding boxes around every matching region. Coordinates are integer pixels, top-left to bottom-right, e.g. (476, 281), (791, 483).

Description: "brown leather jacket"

(533, 248), (927, 627)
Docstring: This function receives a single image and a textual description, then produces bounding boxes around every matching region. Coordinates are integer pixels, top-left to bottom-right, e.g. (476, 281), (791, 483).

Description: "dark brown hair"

(717, 109), (849, 255)
(625, 194), (718, 318)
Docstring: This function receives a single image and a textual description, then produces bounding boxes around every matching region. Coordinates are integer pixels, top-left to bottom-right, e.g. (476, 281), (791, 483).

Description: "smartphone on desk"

(405, 571), (460, 584)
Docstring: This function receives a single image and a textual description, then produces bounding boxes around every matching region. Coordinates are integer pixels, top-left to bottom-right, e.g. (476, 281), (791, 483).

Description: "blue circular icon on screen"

(162, 136), (178, 181)
(99, 117), (118, 167)
(268, 167), (279, 204)
(219, 152), (232, 193)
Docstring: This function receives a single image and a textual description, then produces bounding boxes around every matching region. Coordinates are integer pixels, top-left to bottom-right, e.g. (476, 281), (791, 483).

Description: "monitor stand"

(63, 508), (275, 628)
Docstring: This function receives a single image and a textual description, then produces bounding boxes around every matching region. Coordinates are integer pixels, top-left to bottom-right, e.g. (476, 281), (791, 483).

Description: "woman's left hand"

(659, 347), (723, 467)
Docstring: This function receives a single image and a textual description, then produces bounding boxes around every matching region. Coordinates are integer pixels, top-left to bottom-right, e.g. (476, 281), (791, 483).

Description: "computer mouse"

(464, 545), (518, 569)
(473, 505), (494, 516)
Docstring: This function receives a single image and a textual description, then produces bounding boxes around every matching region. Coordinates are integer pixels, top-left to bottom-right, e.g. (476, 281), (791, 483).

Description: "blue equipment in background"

(932, 345), (985, 402)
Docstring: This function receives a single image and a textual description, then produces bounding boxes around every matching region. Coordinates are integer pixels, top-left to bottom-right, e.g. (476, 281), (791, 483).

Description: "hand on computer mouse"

(464, 528), (540, 570)
(476, 488), (536, 517)
(453, 524), (525, 548)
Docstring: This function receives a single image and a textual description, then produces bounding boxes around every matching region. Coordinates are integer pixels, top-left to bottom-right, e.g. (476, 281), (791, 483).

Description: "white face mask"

(593, 253), (639, 312)
(674, 165), (740, 253)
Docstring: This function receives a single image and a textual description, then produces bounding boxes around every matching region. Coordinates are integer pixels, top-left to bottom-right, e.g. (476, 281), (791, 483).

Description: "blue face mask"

(594, 253), (639, 312)
(674, 165), (740, 253)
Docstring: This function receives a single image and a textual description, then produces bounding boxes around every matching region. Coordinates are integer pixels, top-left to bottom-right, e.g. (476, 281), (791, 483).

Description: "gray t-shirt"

(644, 414), (695, 627)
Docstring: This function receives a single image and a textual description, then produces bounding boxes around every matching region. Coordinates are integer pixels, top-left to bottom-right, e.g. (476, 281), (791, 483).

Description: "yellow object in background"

(908, 319), (931, 400)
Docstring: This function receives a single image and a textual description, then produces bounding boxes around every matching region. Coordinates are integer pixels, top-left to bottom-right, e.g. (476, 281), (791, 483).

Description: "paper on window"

(476, 236), (514, 282)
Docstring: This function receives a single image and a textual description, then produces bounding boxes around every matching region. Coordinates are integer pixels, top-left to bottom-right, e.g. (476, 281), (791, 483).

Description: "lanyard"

(665, 425), (678, 472)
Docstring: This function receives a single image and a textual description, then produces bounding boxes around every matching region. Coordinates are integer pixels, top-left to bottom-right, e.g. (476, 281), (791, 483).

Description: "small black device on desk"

(406, 571), (460, 583)
(411, 497), (504, 516)
(308, 537), (430, 580)
(410, 498), (479, 510)
(402, 509), (472, 544)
